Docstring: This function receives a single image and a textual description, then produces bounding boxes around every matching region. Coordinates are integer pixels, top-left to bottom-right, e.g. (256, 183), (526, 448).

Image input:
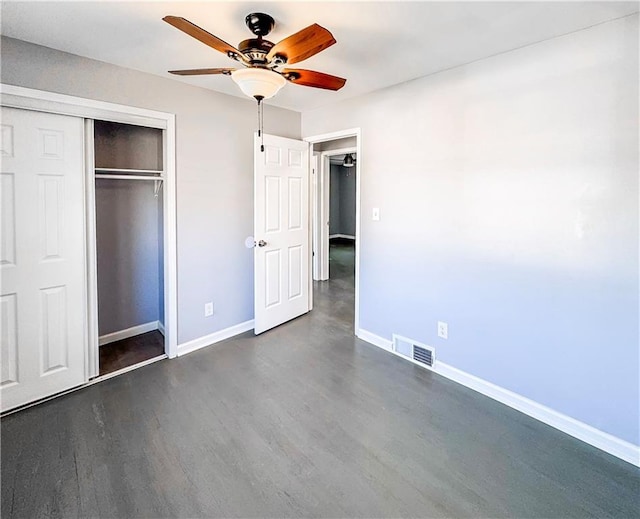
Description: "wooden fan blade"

(283, 69), (346, 91)
(163, 16), (240, 58)
(267, 24), (336, 65)
(168, 68), (235, 76)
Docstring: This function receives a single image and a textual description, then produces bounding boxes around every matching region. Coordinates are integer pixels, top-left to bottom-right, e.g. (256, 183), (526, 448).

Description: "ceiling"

(1, 1), (637, 112)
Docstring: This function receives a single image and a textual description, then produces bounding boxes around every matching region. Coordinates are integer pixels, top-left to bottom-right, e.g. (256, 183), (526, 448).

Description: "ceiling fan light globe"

(231, 68), (286, 100)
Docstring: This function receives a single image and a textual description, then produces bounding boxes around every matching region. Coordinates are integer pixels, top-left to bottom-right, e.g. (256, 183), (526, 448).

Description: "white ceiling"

(2, 1), (637, 112)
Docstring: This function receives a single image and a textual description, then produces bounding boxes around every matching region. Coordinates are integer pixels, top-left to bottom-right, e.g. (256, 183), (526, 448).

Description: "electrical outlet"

(437, 321), (448, 339)
(204, 302), (214, 317)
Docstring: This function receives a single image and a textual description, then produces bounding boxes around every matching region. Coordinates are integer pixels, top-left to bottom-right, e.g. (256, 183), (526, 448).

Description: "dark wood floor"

(1, 243), (639, 517)
(99, 330), (165, 376)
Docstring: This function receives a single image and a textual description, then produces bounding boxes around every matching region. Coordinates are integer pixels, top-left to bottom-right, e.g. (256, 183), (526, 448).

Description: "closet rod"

(95, 168), (163, 174)
(95, 174), (164, 181)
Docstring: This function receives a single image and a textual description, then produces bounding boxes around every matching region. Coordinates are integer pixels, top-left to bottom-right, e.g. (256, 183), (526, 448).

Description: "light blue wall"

(303, 15), (639, 445)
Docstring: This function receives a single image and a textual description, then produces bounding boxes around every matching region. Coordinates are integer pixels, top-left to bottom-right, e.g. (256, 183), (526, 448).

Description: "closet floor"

(99, 330), (165, 376)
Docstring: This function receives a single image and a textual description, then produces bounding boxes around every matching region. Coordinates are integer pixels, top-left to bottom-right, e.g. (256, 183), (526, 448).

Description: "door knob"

(257, 240), (267, 247)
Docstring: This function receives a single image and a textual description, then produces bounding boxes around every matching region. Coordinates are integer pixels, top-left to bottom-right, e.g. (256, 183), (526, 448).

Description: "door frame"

(304, 128), (361, 334)
(0, 84), (179, 372)
(316, 146), (357, 281)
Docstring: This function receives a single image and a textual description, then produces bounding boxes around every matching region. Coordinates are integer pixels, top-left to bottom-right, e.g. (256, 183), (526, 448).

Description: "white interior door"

(254, 133), (310, 334)
(1, 107), (87, 411)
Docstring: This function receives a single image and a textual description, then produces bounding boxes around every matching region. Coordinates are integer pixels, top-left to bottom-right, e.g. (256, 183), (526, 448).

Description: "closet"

(93, 120), (166, 376)
(1, 87), (175, 413)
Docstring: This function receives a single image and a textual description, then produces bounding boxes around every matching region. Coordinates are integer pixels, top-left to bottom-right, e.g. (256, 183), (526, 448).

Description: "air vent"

(392, 334), (436, 370)
(413, 345), (433, 367)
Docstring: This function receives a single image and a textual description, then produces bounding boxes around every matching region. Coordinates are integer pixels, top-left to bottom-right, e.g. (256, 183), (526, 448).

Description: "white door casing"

(254, 133), (310, 335)
(304, 128), (361, 334)
(311, 153), (320, 281)
(315, 147), (357, 281)
(1, 107), (87, 411)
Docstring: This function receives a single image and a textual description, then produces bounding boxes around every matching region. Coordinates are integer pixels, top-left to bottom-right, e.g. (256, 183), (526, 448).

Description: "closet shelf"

(95, 174), (164, 181)
(95, 173), (164, 197)
(95, 167), (164, 175)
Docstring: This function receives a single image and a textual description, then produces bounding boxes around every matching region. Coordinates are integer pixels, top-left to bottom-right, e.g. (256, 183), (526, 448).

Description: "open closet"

(92, 120), (166, 376)
(0, 86), (176, 413)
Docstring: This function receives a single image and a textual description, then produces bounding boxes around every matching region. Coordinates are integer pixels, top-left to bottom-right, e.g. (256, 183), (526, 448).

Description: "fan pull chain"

(257, 99), (261, 137)
(260, 102), (265, 153)
(255, 95), (265, 153)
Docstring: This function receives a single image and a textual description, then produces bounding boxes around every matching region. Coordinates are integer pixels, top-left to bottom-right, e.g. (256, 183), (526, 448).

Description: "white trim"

(163, 115), (178, 358)
(329, 234), (356, 240)
(305, 128), (362, 143)
(99, 321), (160, 347)
(308, 148), (315, 311)
(356, 328), (392, 351)
(84, 119), (99, 379)
(305, 129), (362, 334)
(158, 321), (165, 336)
(91, 354), (168, 383)
(177, 320), (255, 357)
(357, 328), (640, 467)
(1, 83), (180, 364)
(1, 84), (168, 129)
(322, 146), (357, 157)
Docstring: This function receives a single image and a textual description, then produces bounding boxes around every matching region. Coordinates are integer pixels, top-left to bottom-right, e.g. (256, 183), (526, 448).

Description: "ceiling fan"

(163, 13), (346, 101)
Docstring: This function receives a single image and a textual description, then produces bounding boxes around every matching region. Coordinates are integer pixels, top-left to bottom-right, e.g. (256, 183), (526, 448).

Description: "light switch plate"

(372, 207), (380, 221)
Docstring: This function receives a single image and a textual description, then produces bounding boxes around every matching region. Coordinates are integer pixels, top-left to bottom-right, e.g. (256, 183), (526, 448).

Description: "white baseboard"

(329, 233), (355, 240)
(357, 329), (393, 351)
(157, 321), (165, 336)
(99, 321), (159, 346)
(177, 320), (255, 357)
(356, 328), (640, 467)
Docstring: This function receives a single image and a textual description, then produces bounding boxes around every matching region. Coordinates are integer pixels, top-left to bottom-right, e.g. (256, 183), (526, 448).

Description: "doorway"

(306, 129), (361, 333)
(91, 120), (167, 376)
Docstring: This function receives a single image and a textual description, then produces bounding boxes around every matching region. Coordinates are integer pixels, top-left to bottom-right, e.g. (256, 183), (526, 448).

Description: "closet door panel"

(0, 172), (17, 266)
(0, 107), (87, 412)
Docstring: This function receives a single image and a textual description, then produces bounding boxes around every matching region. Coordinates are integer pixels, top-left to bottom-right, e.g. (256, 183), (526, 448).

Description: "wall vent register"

(392, 335), (435, 369)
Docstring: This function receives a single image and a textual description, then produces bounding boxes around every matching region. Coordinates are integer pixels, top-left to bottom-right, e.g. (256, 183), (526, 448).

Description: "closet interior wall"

(94, 121), (164, 341)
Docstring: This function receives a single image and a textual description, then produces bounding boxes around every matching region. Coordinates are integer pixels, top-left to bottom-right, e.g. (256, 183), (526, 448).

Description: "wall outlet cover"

(437, 321), (448, 339)
(204, 302), (214, 317)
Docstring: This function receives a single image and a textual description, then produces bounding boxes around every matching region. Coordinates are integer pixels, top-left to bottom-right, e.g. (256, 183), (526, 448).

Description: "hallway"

(1, 243), (638, 517)
(312, 239), (356, 334)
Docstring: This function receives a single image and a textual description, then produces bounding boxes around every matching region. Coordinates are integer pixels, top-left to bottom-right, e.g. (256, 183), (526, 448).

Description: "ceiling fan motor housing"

(238, 38), (274, 65)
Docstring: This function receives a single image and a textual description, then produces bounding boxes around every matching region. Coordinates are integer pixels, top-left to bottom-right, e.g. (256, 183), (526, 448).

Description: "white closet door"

(1, 107), (87, 411)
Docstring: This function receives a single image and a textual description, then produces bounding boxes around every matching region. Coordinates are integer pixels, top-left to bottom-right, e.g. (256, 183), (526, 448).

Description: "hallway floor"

(1, 243), (638, 518)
